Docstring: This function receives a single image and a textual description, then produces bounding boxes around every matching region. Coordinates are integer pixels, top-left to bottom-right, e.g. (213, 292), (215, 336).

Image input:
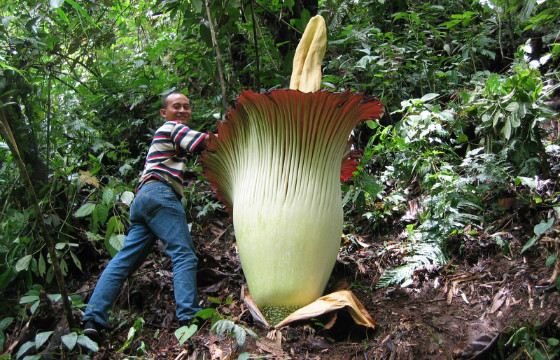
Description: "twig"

(173, 349), (189, 360)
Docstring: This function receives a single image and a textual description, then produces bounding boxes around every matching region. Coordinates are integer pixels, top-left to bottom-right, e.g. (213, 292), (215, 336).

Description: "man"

(83, 93), (209, 340)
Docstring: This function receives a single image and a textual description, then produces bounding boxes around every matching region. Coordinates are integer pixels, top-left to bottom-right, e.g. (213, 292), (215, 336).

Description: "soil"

(4, 210), (560, 359)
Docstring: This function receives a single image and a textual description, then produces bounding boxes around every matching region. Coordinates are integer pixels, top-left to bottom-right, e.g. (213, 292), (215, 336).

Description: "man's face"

(160, 93), (192, 124)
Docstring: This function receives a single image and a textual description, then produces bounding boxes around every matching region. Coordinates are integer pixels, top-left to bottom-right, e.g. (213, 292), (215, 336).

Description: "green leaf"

(505, 101), (519, 112)
(0, 268), (16, 290)
(19, 295), (39, 305)
(74, 203), (96, 217)
(545, 255), (557, 268)
(510, 113), (520, 128)
(521, 235), (538, 254)
(105, 216), (124, 240)
(118, 325), (138, 352)
(92, 204), (109, 232)
(365, 120), (378, 130)
(237, 353), (250, 360)
(501, 119), (512, 140)
(191, 0), (203, 13)
(70, 251), (83, 271)
(55, 8), (70, 24)
(15, 255), (32, 272)
(547, 338), (559, 347)
(77, 334), (99, 352)
(359, 175), (384, 198)
(38, 254), (46, 277)
(65, 0), (97, 28)
(47, 293), (62, 302)
(35, 331), (53, 349)
(534, 217), (554, 236)
(492, 111), (503, 128)
(486, 74), (501, 94)
(0, 318), (13, 331)
(30, 300), (40, 314)
(61, 332), (78, 350)
(49, 0), (64, 8)
(174, 324), (198, 345)
(420, 93), (439, 102)
(195, 308), (221, 322)
(85, 232), (103, 242)
(120, 191), (135, 206)
(15, 340), (35, 359)
(108, 234), (125, 254)
(102, 188), (115, 205)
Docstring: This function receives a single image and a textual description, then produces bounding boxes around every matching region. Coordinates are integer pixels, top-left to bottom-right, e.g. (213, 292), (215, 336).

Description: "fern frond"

(376, 238), (447, 288)
(210, 319), (258, 348)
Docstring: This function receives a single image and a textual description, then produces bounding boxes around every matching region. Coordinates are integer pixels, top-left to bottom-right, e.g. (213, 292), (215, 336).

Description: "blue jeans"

(83, 181), (201, 326)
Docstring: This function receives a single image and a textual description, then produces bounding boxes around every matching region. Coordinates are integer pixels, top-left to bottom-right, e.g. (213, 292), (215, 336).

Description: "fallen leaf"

(489, 288), (509, 314)
(78, 170), (100, 188)
(275, 290), (375, 329)
(256, 338), (285, 357)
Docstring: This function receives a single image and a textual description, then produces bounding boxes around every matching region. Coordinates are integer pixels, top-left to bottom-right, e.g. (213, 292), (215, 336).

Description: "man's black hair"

(161, 92), (187, 108)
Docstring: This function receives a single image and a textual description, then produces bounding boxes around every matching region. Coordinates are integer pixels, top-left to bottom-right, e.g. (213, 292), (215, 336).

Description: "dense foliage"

(0, 0), (559, 357)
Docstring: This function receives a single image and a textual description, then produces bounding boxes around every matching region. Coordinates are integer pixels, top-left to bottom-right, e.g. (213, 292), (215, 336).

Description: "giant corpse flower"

(202, 16), (383, 314)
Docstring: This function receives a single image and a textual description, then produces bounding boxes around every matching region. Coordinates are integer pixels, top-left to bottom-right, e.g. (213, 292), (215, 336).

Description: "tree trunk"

(4, 72), (48, 189)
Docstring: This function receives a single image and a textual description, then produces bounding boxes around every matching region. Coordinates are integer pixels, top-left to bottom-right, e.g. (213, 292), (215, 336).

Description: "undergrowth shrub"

(345, 50), (556, 287)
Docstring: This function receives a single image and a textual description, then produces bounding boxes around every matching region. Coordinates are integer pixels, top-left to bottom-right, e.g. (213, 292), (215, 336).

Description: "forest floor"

(5, 202), (560, 359)
(85, 209), (559, 359)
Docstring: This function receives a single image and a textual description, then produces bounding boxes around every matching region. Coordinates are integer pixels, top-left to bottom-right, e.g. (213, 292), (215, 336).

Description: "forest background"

(0, 0), (559, 358)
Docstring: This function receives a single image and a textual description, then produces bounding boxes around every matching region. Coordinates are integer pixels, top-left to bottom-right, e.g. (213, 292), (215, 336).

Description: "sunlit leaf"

(420, 93), (439, 102)
(15, 255), (32, 272)
(15, 341), (35, 359)
(107, 234), (125, 256)
(534, 217), (554, 236)
(74, 203), (96, 218)
(102, 188), (115, 205)
(47, 294), (62, 302)
(174, 324), (197, 346)
(65, 0), (98, 28)
(77, 334), (99, 352)
(49, 0), (64, 9)
(19, 295), (39, 305)
(35, 331), (53, 349)
(237, 353), (250, 360)
(546, 255), (557, 268)
(501, 119), (512, 140)
(505, 101), (519, 112)
(120, 191), (134, 206)
(92, 204), (109, 232)
(61, 332), (78, 351)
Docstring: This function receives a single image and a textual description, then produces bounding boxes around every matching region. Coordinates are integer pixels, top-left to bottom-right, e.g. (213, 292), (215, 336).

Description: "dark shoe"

(178, 319), (192, 327)
(83, 320), (101, 342)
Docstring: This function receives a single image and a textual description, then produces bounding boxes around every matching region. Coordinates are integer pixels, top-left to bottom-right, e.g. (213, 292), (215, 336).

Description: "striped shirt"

(137, 120), (208, 196)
